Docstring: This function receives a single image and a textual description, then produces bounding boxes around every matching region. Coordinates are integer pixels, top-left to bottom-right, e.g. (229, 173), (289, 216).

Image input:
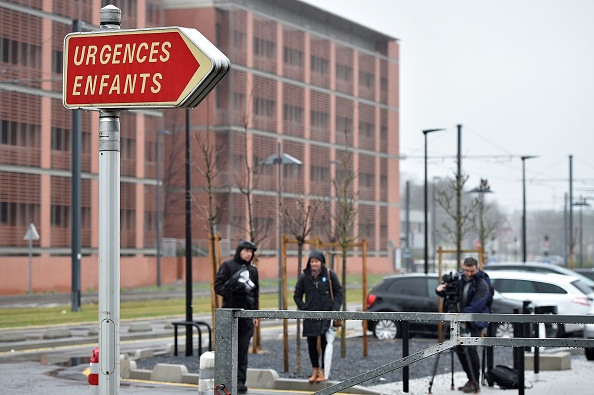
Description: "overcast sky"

(303, 0), (594, 217)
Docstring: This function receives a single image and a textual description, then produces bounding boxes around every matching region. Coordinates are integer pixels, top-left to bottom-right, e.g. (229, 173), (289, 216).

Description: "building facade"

(0, 0), (400, 294)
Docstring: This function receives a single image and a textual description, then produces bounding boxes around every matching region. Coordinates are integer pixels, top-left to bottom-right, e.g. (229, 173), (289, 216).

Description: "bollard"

(199, 351), (215, 395)
(88, 347), (99, 394)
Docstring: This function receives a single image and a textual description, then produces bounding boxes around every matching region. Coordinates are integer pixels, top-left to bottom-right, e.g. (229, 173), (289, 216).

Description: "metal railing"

(214, 309), (594, 395)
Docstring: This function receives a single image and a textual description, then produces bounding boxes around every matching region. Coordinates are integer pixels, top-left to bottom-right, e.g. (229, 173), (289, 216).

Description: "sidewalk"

(370, 356), (594, 395)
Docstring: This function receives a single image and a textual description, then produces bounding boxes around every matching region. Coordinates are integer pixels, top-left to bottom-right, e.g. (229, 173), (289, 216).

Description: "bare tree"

(329, 147), (358, 357)
(436, 171), (479, 263)
(282, 196), (325, 374)
(193, 122), (228, 326)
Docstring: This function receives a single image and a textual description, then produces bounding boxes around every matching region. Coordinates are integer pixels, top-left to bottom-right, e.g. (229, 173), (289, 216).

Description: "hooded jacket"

(214, 240), (259, 310)
(293, 249), (343, 337)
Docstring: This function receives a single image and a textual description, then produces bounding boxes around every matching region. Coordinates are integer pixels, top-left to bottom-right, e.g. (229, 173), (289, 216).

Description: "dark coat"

(293, 256), (343, 337)
(214, 243), (259, 310)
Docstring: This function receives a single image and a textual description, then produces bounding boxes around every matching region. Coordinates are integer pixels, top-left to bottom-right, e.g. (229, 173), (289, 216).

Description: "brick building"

(0, 0), (400, 294)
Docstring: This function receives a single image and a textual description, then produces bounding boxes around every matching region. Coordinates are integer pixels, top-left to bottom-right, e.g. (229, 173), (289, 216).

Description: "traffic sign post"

(23, 223), (40, 294)
(62, 5), (231, 395)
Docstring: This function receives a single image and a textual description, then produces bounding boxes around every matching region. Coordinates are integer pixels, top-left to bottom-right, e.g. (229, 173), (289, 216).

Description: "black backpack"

(486, 365), (519, 389)
(478, 270), (495, 311)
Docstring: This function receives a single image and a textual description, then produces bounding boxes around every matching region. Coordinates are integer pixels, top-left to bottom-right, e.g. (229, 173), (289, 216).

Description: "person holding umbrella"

(293, 249), (343, 383)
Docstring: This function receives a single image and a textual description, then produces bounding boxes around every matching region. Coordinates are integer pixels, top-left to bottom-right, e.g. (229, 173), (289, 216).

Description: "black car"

(366, 273), (526, 339)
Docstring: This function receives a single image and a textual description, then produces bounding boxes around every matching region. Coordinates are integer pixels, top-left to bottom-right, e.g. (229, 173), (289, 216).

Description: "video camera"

(441, 271), (461, 313)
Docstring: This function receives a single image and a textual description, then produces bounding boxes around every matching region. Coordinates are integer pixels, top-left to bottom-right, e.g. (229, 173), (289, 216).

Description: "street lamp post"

(432, 176), (441, 272)
(262, 144), (302, 310)
(156, 129), (171, 287)
(423, 128), (445, 274)
(521, 155), (537, 262)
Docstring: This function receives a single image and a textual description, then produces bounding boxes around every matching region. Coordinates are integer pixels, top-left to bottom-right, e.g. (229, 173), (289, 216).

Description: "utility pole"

(456, 124), (462, 265)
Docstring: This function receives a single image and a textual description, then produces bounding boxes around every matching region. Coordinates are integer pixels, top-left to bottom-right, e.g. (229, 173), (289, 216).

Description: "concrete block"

(43, 328), (72, 339)
(128, 369), (152, 381)
(87, 326), (99, 336)
(128, 323), (152, 333)
(120, 360), (137, 379)
(246, 368), (279, 389)
(133, 348), (154, 359)
(164, 322), (174, 330)
(182, 373), (199, 385)
(525, 351), (571, 370)
(151, 363), (189, 383)
(0, 332), (27, 342)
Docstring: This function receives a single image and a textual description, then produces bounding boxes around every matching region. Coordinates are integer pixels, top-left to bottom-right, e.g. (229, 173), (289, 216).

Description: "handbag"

(328, 270), (343, 328)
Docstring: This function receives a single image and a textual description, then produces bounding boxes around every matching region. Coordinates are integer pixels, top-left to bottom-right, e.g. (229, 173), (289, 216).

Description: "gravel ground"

(135, 335), (515, 387)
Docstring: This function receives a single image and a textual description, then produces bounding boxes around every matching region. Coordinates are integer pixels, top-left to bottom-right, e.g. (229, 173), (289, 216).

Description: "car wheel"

(495, 322), (514, 338)
(373, 319), (400, 340)
(586, 348), (594, 361)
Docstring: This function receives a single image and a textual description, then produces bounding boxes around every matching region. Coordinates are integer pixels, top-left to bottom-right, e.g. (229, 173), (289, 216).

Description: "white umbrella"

(324, 322), (337, 379)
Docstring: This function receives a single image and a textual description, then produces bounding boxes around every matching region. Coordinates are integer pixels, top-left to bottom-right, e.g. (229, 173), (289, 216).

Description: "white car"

(485, 261), (594, 291)
(585, 302), (594, 360)
(487, 271), (594, 336)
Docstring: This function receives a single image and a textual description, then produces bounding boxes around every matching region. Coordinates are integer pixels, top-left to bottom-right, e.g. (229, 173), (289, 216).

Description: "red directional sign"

(63, 27), (229, 109)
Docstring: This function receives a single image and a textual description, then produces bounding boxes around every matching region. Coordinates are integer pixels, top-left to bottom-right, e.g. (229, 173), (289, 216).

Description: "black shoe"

(238, 383), (248, 393)
(462, 383), (479, 393)
(458, 381), (472, 391)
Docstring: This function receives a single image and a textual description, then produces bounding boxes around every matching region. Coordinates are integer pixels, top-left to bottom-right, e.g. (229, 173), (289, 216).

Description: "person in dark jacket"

(214, 239), (259, 393)
(293, 249), (343, 383)
(436, 257), (489, 393)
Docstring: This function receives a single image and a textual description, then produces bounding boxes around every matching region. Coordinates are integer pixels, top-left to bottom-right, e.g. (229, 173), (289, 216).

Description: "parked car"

(366, 273), (525, 340)
(485, 262), (594, 291)
(488, 271), (594, 336)
(574, 268), (594, 282)
(584, 300), (594, 360)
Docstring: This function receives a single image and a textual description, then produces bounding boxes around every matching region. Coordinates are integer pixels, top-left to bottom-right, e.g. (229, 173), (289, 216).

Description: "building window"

(253, 97), (275, 117)
(121, 138), (136, 160)
(233, 31), (246, 50)
(1, 202), (38, 226)
(359, 122), (375, 139)
(311, 111), (329, 130)
(0, 37), (41, 68)
(360, 173), (375, 188)
(254, 37), (275, 58)
(359, 71), (375, 88)
(51, 205), (70, 227)
(52, 49), (63, 74)
(336, 63), (353, 81)
(1, 120), (40, 147)
(283, 47), (303, 67)
(51, 127), (70, 151)
(0, 202), (7, 224)
(336, 116), (353, 133)
(283, 104), (303, 124)
(310, 165), (329, 182)
(233, 92), (246, 113)
(311, 55), (329, 74)
(121, 209), (135, 230)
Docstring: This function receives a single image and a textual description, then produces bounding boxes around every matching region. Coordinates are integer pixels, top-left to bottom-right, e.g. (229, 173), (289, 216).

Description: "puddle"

(40, 355), (90, 366)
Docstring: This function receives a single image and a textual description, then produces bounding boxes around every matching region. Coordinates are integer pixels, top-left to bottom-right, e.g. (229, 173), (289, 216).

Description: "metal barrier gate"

(215, 309), (594, 395)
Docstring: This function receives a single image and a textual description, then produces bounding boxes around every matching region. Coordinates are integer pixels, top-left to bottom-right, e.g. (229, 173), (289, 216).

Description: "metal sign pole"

(97, 6), (121, 395)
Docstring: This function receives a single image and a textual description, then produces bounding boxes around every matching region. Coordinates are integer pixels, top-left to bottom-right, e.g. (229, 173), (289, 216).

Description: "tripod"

(428, 296), (479, 394)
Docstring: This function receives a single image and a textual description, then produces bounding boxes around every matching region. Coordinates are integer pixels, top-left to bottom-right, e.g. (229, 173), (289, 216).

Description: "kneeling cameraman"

(436, 257), (490, 394)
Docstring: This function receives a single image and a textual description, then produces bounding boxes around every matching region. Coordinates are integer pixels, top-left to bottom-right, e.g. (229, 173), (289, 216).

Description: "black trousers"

(307, 335), (328, 369)
(237, 318), (255, 384)
(456, 326), (483, 385)
(456, 344), (480, 385)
